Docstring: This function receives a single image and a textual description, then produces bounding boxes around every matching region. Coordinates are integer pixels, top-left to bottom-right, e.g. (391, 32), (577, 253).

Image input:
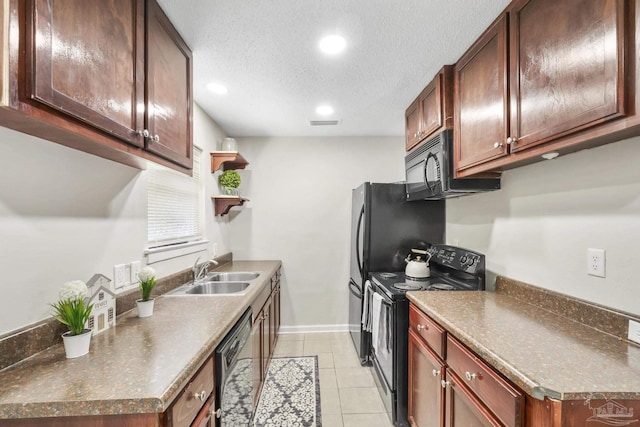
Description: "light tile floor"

(273, 332), (394, 427)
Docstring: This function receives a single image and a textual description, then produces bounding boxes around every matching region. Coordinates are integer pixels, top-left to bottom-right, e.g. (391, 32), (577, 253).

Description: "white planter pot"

(137, 299), (155, 318)
(61, 329), (92, 358)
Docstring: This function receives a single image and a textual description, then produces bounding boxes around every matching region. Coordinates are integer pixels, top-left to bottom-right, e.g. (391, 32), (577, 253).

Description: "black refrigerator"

(348, 182), (445, 363)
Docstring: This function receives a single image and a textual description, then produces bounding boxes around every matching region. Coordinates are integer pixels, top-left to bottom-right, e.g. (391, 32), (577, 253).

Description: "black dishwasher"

(215, 308), (253, 426)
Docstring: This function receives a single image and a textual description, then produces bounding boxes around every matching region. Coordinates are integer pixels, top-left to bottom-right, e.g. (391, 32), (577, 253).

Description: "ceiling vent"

(309, 119), (341, 126)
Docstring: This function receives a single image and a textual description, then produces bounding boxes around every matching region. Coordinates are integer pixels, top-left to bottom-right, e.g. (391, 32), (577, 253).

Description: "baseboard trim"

(279, 324), (350, 334)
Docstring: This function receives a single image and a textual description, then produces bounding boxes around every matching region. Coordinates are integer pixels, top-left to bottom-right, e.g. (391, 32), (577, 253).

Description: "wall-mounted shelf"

(210, 151), (249, 172)
(212, 196), (249, 216)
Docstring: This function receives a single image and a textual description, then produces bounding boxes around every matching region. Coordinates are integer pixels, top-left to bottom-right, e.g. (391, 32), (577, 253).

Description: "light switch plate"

(130, 261), (141, 285)
(628, 320), (640, 345)
(114, 264), (127, 289)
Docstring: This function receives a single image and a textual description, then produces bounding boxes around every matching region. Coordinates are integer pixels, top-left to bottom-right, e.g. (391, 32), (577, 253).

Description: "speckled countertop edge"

(407, 290), (640, 401)
(0, 260), (281, 419)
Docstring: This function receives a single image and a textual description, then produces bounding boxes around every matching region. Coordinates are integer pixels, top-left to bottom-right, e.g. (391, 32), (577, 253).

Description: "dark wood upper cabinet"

(454, 14), (509, 171)
(406, 66), (453, 152)
(455, 0), (629, 177)
(145, 0), (193, 168)
(26, 0), (145, 147)
(509, 0), (626, 152)
(0, 0), (193, 173)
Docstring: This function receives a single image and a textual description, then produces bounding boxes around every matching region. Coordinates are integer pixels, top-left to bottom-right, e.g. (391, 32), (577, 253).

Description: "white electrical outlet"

(130, 260), (141, 284)
(587, 248), (606, 278)
(628, 320), (640, 345)
(114, 264), (127, 289)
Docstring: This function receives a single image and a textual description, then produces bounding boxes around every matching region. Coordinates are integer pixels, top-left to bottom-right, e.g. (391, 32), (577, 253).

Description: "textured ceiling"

(157, 0), (511, 137)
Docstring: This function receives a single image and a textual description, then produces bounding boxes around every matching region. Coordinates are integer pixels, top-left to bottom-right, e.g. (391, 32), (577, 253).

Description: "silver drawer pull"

(416, 324), (427, 331)
(493, 142), (503, 149)
(211, 408), (221, 418)
(441, 380), (450, 389)
(465, 371), (478, 381)
(193, 390), (207, 401)
(432, 369), (440, 377)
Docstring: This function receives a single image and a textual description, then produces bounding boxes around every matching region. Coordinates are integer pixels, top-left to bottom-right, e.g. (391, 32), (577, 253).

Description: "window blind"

(147, 147), (204, 246)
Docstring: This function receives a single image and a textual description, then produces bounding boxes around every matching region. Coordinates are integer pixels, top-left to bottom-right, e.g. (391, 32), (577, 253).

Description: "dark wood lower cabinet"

(408, 328), (444, 427)
(445, 372), (502, 427)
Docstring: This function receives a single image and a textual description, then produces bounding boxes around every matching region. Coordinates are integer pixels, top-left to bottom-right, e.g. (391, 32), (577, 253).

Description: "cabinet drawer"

(409, 304), (446, 359)
(170, 358), (214, 427)
(446, 336), (523, 427)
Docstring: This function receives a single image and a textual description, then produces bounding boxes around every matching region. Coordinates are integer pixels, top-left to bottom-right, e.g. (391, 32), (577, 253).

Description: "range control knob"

(460, 255), (468, 264)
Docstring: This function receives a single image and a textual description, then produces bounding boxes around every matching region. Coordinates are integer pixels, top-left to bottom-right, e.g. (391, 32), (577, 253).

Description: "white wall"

(447, 136), (640, 316)
(229, 136), (405, 331)
(0, 104), (229, 335)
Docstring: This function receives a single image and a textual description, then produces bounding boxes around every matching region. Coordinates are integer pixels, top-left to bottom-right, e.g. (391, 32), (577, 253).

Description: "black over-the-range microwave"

(405, 129), (501, 200)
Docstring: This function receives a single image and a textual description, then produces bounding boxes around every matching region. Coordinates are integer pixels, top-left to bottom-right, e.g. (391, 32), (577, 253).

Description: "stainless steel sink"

(204, 272), (260, 281)
(185, 282), (250, 295)
(166, 271), (261, 296)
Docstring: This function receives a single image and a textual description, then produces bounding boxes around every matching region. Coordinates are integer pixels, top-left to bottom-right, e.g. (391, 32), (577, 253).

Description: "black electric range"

(367, 244), (486, 427)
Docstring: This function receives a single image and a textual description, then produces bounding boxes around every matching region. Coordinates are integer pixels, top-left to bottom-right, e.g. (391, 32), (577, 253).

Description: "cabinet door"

(145, 0), (193, 169)
(252, 311), (263, 405)
(419, 74), (444, 143)
(509, 0), (626, 152)
(455, 14), (509, 171)
(272, 284), (281, 343)
(406, 98), (422, 151)
(191, 397), (213, 427)
(26, 0), (145, 146)
(408, 329), (444, 427)
(445, 372), (502, 427)
(261, 297), (272, 375)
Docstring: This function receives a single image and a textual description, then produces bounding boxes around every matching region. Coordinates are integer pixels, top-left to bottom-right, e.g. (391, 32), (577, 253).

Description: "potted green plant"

(51, 280), (94, 358)
(219, 170), (241, 195)
(136, 266), (157, 317)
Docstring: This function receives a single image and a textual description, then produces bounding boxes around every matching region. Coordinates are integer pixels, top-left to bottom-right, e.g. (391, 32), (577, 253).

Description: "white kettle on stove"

(405, 248), (432, 279)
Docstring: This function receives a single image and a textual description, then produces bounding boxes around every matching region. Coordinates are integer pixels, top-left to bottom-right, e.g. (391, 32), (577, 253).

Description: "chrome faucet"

(192, 256), (219, 284)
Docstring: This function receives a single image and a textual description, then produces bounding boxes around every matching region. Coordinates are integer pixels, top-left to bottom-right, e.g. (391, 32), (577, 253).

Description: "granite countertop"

(407, 290), (640, 401)
(0, 260), (281, 419)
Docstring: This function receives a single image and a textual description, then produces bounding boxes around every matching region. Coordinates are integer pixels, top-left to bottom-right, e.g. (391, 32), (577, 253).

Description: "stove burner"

(428, 283), (455, 291)
(379, 273), (398, 279)
(392, 282), (424, 291)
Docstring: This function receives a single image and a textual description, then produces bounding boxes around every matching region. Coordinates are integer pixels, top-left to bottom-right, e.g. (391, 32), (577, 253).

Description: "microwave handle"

(423, 153), (439, 195)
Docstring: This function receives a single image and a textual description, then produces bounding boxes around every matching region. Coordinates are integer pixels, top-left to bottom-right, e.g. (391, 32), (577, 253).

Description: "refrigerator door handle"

(356, 205), (365, 278)
(348, 280), (362, 298)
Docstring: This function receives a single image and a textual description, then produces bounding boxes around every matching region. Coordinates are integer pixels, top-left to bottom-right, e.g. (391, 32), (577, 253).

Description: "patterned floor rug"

(253, 356), (321, 427)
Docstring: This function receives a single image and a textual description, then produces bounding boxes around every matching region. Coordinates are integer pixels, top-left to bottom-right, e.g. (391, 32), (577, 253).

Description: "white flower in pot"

(136, 267), (157, 318)
(51, 280), (94, 358)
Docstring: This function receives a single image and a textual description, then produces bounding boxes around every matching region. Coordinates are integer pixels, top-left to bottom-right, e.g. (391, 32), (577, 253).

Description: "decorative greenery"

(138, 266), (157, 301)
(219, 170), (241, 188)
(51, 281), (94, 336)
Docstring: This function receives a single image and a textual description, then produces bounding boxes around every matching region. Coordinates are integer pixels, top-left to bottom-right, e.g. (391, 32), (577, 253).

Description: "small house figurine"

(84, 274), (116, 336)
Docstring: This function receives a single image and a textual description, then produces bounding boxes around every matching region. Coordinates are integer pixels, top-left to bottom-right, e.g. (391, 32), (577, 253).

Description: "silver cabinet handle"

(416, 324), (427, 331)
(493, 142), (503, 149)
(210, 408), (221, 418)
(432, 369), (440, 377)
(506, 136), (517, 144)
(441, 380), (450, 389)
(193, 390), (207, 401)
(140, 129), (160, 142)
(465, 371), (478, 381)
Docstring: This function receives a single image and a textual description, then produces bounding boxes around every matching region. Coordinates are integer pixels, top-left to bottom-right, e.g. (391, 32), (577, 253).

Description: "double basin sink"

(167, 272), (260, 296)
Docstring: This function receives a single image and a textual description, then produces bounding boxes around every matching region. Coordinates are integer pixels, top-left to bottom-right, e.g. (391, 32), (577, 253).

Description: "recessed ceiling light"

(316, 105), (334, 116)
(319, 35), (346, 54)
(207, 82), (228, 95)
